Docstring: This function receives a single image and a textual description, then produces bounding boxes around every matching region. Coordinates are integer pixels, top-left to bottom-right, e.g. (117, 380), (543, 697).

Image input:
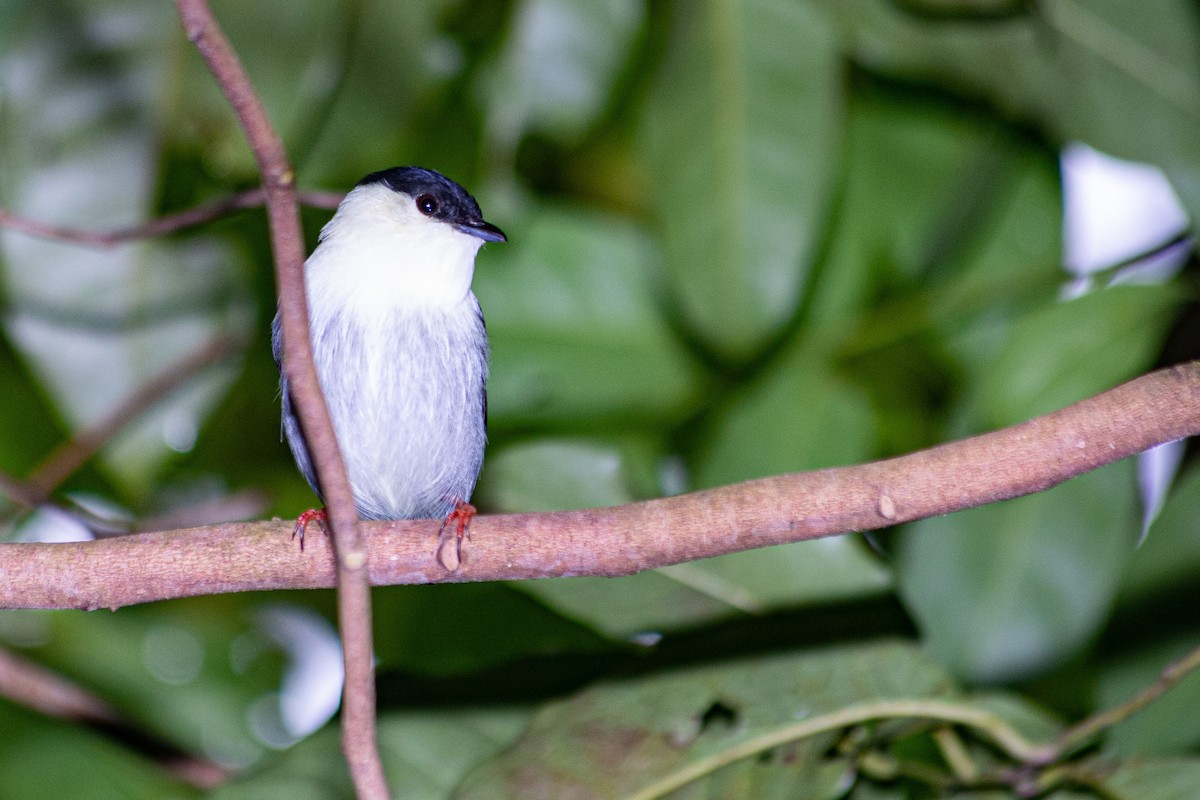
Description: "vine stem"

(1031, 640), (1200, 765)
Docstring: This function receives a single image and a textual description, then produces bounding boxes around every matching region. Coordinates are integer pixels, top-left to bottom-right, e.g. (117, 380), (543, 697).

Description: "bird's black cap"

(357, 166), (506, 243)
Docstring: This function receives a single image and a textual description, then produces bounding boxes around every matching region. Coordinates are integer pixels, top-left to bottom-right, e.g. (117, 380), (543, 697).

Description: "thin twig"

(0, 646), (230, 789)
(2, 361), (1197, 608)
(27, 334), (241, 495)
(0, 334), (241, 536)
(1031, 639), (1200, 764)
(0, 190), (342, 249)
(0, 471), (49, 511)
(932, 726), (979, 783)
(0, 646), (122, 723)
(173, 2), (387, 797)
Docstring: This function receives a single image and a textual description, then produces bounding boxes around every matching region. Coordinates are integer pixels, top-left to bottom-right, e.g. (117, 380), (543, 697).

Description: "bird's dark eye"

(416, 194), (439, 216)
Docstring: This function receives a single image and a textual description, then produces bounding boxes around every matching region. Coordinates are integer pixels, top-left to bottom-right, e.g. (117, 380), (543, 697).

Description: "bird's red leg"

(438, 500), (477, 567)
(292, 507), (328, 551)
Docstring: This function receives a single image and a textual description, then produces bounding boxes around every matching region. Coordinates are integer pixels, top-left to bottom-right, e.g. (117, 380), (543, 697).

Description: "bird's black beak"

(456, 220), (507, 243)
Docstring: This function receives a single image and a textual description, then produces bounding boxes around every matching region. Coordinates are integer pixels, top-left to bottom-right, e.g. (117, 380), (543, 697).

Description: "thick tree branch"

(0, 190), (341, 248)
(2, 362), (1196, 609)
(173, 1), (385, 797)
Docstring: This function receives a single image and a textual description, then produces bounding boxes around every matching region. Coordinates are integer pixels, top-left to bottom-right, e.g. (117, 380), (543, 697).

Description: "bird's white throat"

(304, 183), (486, 318)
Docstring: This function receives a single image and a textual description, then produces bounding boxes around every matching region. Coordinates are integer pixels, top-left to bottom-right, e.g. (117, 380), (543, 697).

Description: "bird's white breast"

(299, 189), (490, 519)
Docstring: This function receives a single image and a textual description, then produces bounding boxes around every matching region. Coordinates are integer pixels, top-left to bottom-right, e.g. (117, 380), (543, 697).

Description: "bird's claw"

(292, 507), (329, 551)
(437, 501), (476, 571)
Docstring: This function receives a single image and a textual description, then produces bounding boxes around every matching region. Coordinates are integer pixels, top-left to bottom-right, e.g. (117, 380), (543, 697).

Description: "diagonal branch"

(0, 647), (230, 789)
(173, 2), (386, 797)
(2, 361), (1196, 609)
(0, 190), (341, 249)
(0, 334), (241, 533)
(27, 334), (241, 496)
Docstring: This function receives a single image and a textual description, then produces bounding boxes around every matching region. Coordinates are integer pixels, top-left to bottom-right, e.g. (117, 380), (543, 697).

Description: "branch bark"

(2, 361), (1196, 609)
(173, 2), (387, 797)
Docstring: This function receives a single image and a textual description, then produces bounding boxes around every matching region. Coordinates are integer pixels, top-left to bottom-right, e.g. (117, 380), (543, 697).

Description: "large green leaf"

(477, 206), (703, 426)
(1104, 759), (1200, 800)
(477, 437), (663, 514)
(641, 0), (843, 358)
(519, 541), (892, 640)
(0, 704), (195, 800)
(900, 460), (1135, 683)
(807, 87), (1059, 336)
(693, 346), (876, 487)
(967, 286), (1179, 427)
(478, 0), (645, 150)
(452, 641), (954, 799)
(841, 0), (1200, 220)
(210, 707), (533, 800)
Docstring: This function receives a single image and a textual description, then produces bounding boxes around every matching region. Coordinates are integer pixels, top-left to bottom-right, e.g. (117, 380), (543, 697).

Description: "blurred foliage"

(1, 0), (1199, 797)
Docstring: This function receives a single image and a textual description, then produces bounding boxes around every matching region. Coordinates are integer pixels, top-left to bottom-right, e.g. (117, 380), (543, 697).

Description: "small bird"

(273, 166), (505, 559)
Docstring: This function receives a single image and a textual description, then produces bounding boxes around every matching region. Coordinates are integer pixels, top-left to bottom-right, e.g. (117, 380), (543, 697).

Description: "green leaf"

(0, 704), (195, 800)
(1097, 637), (1200, 757)
(840, 0), (1200, 221)
(0, 329), (68, 486)
(808, 88), (1055, 334)
(452, 641), (955, 799)
(371, 583), (610, 676)
(477, 437), (662, 514)
(210, 707), (532, 800)
(900, 458), (1136, 683)
(693, 346), (876, 487)
(517, 540), (892, 640)
(1104, 758), (1200, 800)
(641, 0), (843, 358)
(969, 285), (1179, 428)
(1117, 462), (1200, 607)
(477, 206), (703, 426)
(478, 0), (645, 149)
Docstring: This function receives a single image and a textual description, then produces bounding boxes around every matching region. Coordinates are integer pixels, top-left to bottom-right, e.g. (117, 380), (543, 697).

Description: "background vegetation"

(2, 0), (1200, 797)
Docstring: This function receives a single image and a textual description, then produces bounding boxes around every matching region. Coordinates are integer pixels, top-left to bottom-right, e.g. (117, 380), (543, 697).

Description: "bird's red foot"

(292, 507), (328, 551)
(437, 501), (476, 571)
